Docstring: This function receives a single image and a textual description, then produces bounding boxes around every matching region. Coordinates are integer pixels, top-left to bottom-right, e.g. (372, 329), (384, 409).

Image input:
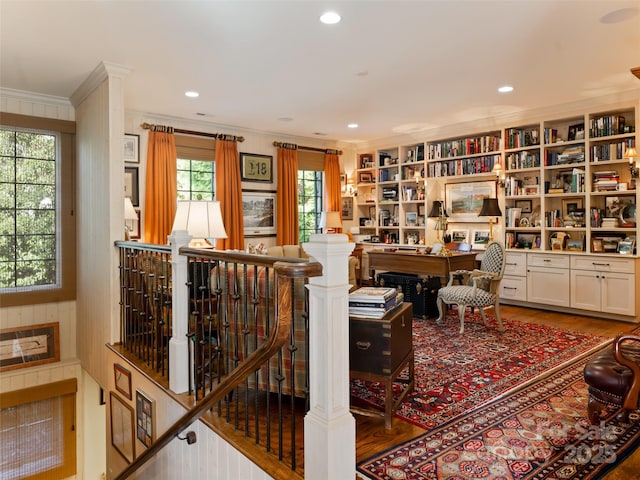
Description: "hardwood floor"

(354, 304), (640, 478)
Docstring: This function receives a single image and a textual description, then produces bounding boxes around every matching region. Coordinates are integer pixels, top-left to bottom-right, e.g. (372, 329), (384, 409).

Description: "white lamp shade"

(172, 201), (228, 239)
(124, 197), (138, 220)
(319, 211), (342, 231)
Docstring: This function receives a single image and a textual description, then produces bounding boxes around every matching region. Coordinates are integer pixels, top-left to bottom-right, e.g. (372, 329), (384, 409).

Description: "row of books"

(426, 155), (499, 177)
(590, 141), (633, 162)
(505, 151), (540, 170)
(589, 115), (629, 138)
(349, 287), (403, 319)
(428, 135), (502, 159)
(505, 128), (540, 149)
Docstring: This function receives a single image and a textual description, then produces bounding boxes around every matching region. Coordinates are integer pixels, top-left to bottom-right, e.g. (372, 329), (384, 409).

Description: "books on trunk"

(349, 287), (404, 319)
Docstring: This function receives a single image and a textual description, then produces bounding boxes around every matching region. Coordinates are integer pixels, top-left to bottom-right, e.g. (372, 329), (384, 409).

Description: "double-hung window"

(0, 114), (76, 307)
(175, 134), (215, 200)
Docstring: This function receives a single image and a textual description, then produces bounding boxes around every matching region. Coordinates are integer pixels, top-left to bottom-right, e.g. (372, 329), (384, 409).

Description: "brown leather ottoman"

(583, 334), (640, 424)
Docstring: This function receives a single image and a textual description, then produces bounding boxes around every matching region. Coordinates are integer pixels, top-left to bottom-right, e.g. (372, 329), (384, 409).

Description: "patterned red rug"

(357, 349), (640, 479)
(350, 311), (608, 430)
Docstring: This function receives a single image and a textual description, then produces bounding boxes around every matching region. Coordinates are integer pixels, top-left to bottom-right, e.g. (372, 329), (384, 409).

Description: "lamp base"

(438, 245), (452, 257)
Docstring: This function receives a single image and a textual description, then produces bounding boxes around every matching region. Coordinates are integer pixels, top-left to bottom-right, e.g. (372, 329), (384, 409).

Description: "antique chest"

(349, 302), (413, 375)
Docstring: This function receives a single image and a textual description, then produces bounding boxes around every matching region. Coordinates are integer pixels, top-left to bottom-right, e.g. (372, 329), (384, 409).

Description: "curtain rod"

(272, 141), (342, 156)
(140, 122), (244, 142)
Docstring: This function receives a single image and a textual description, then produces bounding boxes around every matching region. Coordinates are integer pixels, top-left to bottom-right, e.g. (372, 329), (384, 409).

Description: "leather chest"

(349, 302), (413, 375)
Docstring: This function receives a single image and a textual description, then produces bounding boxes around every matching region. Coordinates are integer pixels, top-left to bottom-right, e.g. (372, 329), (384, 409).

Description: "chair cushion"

(438, 285), (496, 306)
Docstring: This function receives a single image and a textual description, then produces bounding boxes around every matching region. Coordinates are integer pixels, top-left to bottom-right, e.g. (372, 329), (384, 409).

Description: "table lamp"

(478, 198), (502, 243)
(124, 197), (138, 240)
(625, 146), (638, 178)
(172, 200), (228, 247)
(428, 200), (450, 256)
(319, 211), (342, 233)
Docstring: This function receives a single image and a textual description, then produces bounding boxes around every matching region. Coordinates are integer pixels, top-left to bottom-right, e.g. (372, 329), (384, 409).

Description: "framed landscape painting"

(445, 181), (496, 222)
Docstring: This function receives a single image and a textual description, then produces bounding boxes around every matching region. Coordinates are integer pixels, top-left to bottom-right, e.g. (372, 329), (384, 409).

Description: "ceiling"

(1, 1), (640, 145)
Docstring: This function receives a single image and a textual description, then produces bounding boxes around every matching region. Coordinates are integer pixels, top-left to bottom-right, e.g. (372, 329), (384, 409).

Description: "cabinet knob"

(355, 341), (371, 350)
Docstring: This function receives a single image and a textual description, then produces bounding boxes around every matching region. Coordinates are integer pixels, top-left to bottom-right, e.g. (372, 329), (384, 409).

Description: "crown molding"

(0, 87), (73, 107)
(70, 61), (131, 108)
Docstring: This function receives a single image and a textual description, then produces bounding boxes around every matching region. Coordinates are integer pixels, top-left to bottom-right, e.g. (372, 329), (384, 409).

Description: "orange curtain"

(276, 147), (299, 245)
(324, 152), (342, 231)
(143, 129), (177, 244)
(214, 139), (244, 250)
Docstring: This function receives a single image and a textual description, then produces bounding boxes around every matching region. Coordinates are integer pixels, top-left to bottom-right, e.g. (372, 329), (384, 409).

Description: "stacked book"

(593, 171), (620, 192)
(349, 287), (403, 319)
(601, 217), (619, 228)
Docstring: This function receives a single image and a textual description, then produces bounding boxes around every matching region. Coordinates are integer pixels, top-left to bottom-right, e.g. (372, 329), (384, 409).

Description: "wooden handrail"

(115, 260), (322, 480)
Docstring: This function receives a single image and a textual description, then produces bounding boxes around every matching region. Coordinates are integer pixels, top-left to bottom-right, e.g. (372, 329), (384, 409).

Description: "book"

(349, 287), (397, 302)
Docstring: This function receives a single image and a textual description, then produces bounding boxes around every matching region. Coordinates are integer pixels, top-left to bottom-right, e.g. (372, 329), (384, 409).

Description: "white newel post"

(168, 230), (191, 394)
(302, 233), (356, 480)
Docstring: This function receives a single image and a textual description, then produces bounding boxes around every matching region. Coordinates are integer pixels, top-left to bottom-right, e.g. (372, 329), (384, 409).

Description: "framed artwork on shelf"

(123, 134), (139, 163)
(471, 229), (490, 250)
(514, 199), (532, 214)
(562, 198), (584, 220)
(110, 392), (135, 464)
(445, 180), (496, 222)
(358, 172), (373, 184)
(114, 364), (132, 400)
(566, 239), (584, 251)
(242, 190), (276, 236)
(240, 153), (273, 183)
(605, 196), (636, 219)
(136, 390), (155, 449)
(618, 239), (635, 255)
(341, 196), (353, 220)
(591, 238), (604, 253)
(0, 322), (60, 372)
(405, 212), (418, 226)
(451, 229), (469, 243)
(124, 167), (139, 207)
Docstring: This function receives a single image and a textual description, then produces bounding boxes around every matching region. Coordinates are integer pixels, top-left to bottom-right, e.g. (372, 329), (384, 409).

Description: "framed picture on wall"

(341, 196), (353, 220)
(445, 180), (496, 222)
(243, 190), (276, 236)
(124, 167), (139, 207)
(136, 390), (155, 449)
(110, 392), (134, 463)
(124, 134), (139, 163)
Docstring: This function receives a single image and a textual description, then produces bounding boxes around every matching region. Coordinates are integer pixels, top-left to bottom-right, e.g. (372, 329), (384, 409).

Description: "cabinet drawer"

(527, 253), (570, 269)
(571, 255), (635, 274)
(504, 252), (527, 276)
(501, 275), (527, 300)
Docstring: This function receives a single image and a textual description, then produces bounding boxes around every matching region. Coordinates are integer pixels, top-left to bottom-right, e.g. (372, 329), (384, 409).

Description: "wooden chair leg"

(494, 302), (505, 332)
(587, 396), (605, 425)
(458, 303), (466, 334)
(436, 296), (445, 324)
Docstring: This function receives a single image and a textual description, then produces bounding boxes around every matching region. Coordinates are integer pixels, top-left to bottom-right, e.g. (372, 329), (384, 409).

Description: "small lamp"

(319, 211), (342, 233)
(492, 160), (506, 188)
(346, 177), (357, 196)
(124, 197), (138, 240)
(428, 201), (450, 256)
(624, 146), (638, 178)
(478, 198), (502, 243)
(172, 200), (228, 247)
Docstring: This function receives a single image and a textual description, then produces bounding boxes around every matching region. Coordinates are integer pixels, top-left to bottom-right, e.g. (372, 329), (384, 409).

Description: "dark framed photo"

(124, 133), (139, 163)
(136, 390), (155, 449)
(514, 199), (532, 214)
(567, 123), (585, 141)
(591, 238), (604, 253)
(240, 153), (272, 183)
(0, 322), (60, 372)
(243, 190), (276, 236)
(114, 364), (132, 400)
(124, 166), (140, 207)
(358, 171), (374, 184)
(110, 392), (135, 463)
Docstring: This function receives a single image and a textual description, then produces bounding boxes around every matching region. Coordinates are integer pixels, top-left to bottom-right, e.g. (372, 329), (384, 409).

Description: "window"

(0, 379), (77, 480)
(177, 159), (215, 200)
(175, 134), (216, 200)
(0, 114), (76, 307)
(298, 170), (324, 243)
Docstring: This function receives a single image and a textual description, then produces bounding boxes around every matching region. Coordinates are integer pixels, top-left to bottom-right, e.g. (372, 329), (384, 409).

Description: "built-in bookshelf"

(355, 102), (638, 256)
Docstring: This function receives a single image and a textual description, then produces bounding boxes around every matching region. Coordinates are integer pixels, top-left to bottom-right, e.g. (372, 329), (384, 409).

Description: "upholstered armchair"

(436, 241), (506, 334)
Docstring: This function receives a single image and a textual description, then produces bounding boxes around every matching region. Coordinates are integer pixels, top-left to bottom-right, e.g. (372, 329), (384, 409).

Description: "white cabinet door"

(527, 266), (570, 307)
(570, 270), (601, 311)
(601, 272), (636, 316)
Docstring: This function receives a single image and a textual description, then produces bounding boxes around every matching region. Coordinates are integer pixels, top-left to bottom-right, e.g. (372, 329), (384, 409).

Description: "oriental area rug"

(350, 312), (608, 430)
(357, 350), (640, 479)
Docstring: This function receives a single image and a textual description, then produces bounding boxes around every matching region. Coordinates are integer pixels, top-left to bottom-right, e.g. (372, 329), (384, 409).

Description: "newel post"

(168, 230), (191, 394)
(302, 234), (355, 480)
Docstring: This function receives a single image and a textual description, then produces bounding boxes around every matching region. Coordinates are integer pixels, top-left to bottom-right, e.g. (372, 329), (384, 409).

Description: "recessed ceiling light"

(498, 85), (514, 93)
(185, 91), (199, 98)
(348, 123), (358, 129)
(320, 12), (341, 24)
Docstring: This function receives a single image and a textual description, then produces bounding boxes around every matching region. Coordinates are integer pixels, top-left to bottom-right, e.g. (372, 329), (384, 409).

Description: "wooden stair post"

(302, 233), (356, 480)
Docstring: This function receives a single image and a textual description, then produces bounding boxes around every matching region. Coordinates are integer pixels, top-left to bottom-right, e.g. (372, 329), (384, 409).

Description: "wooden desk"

(368, 250), (477, 280)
